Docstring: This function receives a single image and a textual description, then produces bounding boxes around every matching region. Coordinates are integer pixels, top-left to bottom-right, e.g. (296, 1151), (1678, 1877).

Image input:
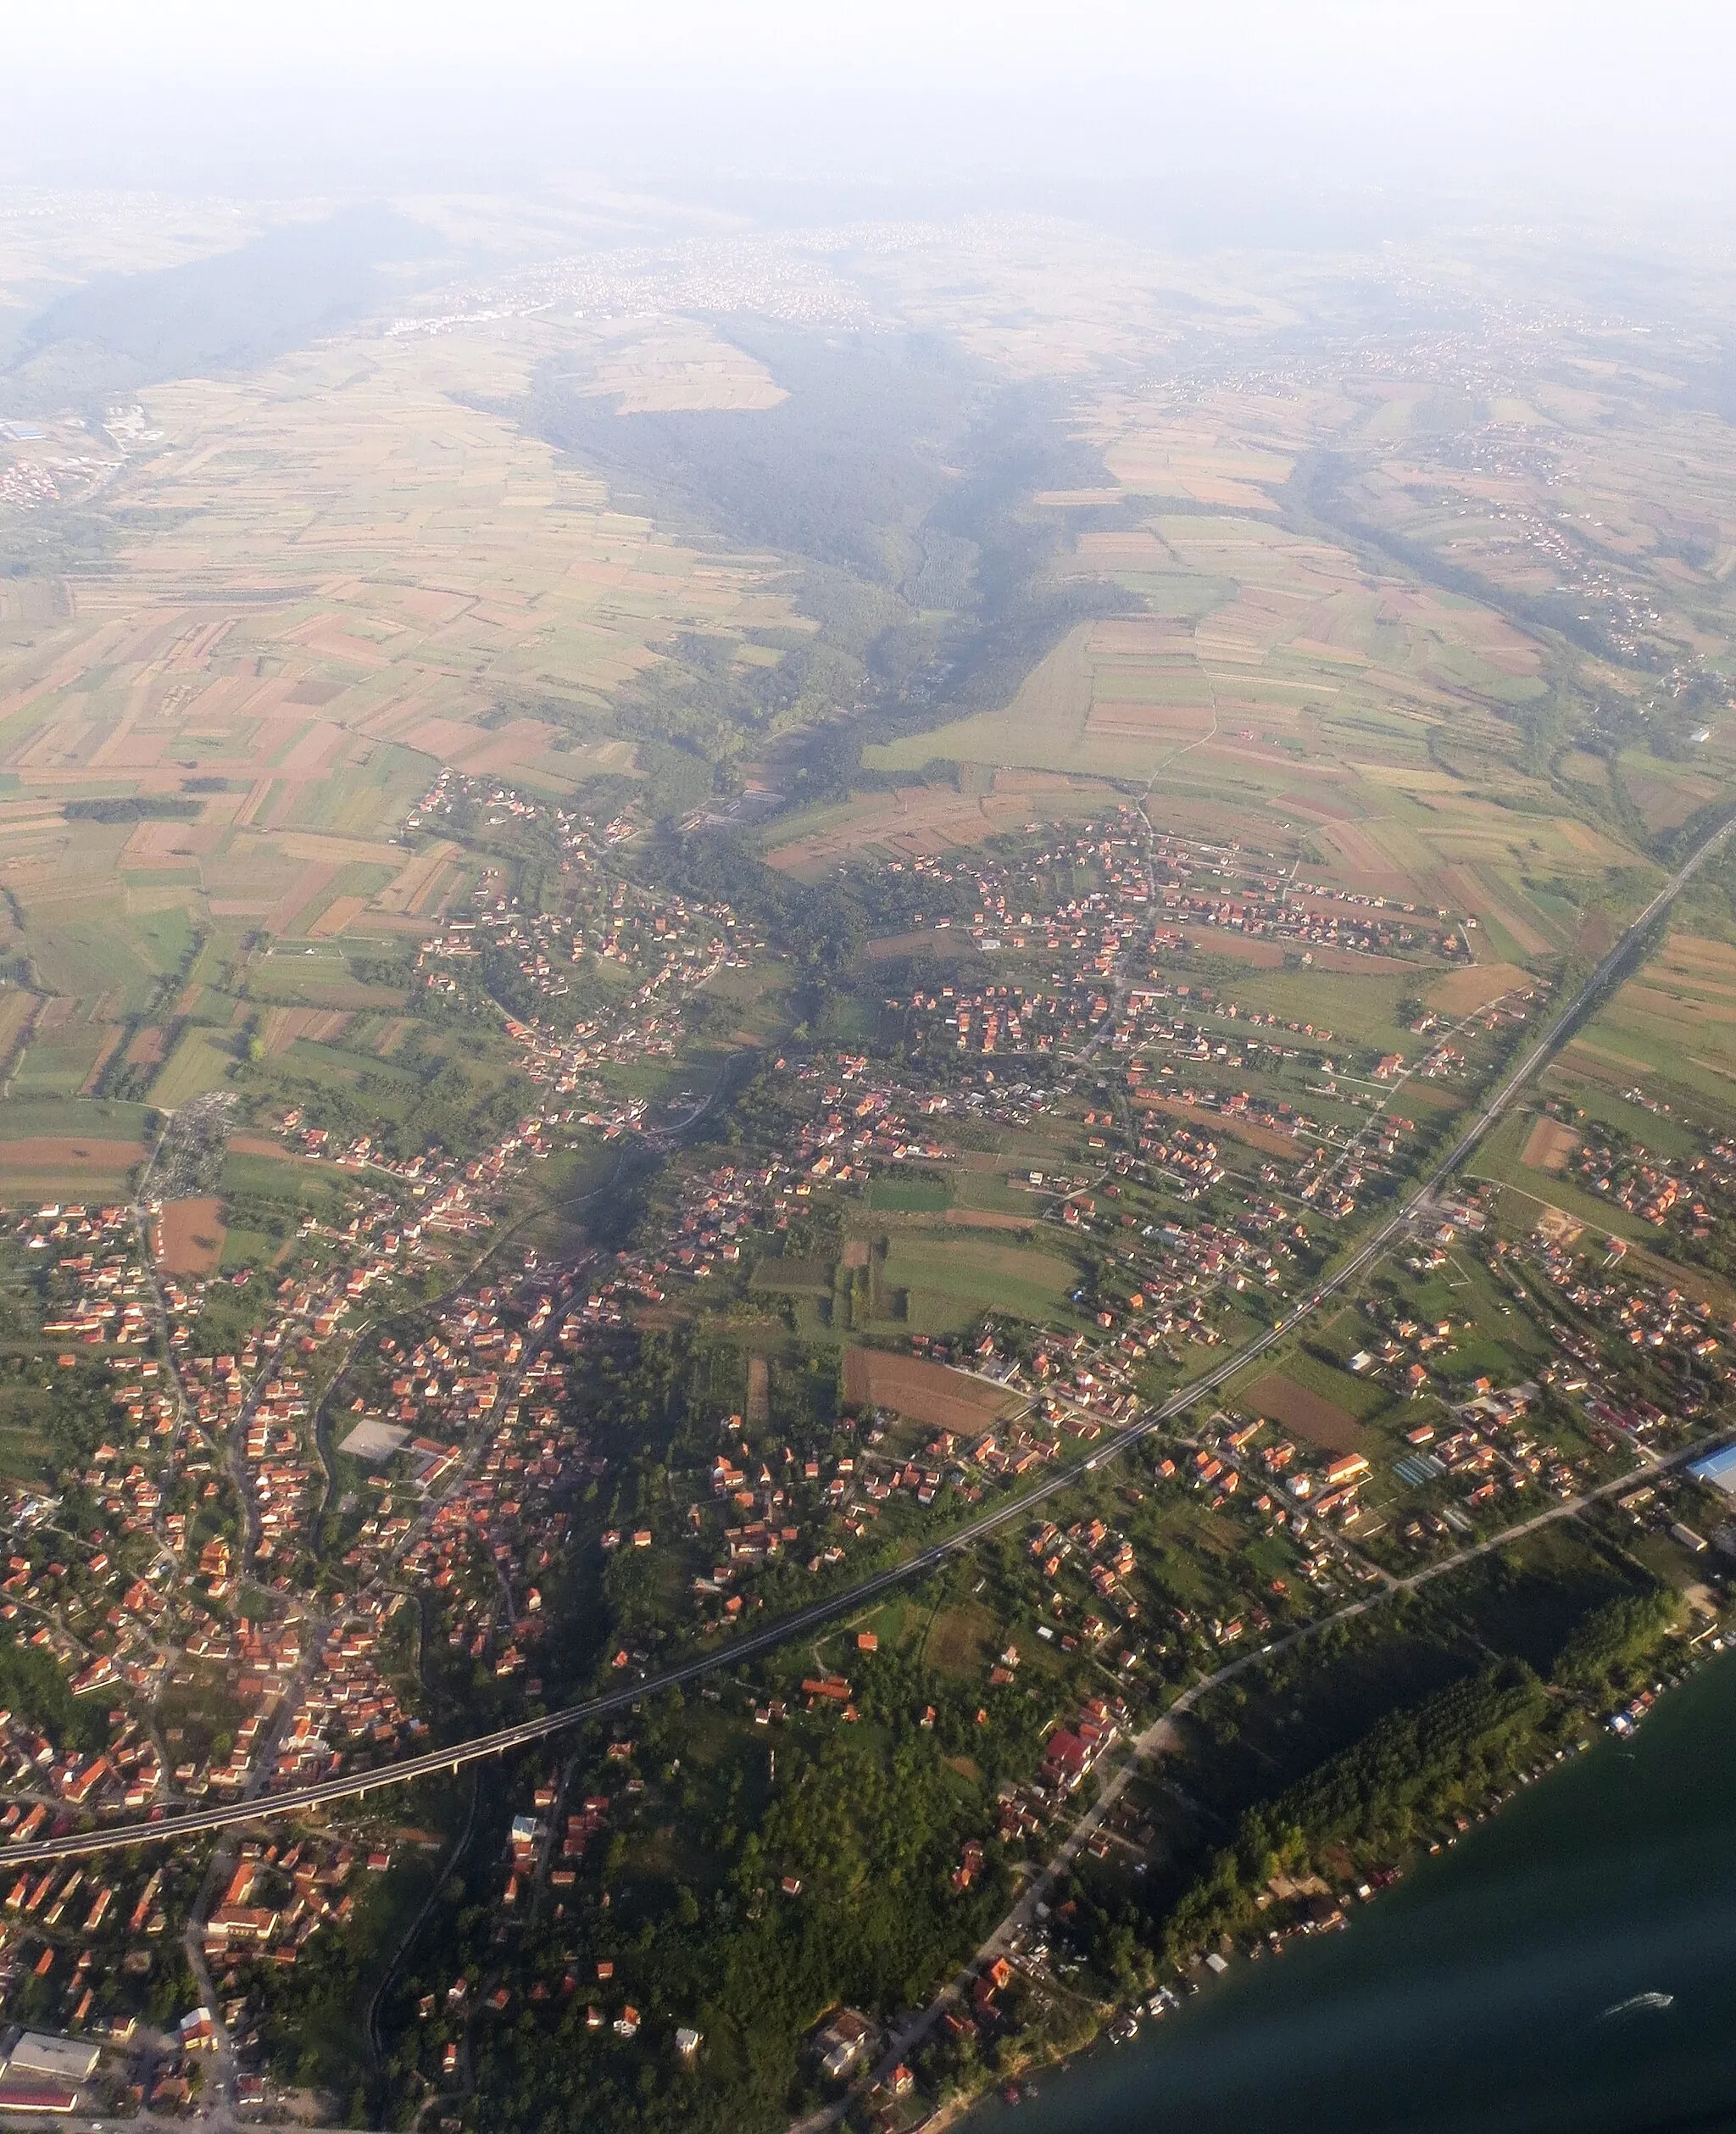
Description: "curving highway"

(5, 810), (1731, 1869)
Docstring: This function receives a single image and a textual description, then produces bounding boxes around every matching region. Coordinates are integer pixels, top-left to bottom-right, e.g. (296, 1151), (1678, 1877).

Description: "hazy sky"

(8, 0), (1734, 220)
(4, 0), (1717, 80)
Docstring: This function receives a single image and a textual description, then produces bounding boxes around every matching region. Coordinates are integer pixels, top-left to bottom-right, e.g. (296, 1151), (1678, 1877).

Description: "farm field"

(762, 770), (1113, 880)
(1520, 1116), (1580, 1173)
(0, 326), (786, 807)
(1540, 930), (1736, 1125)
(1427, 961), (1535, 1014)
(1237, 1369), (1372, 1454)
(0, 1132), (143, 1200)
(870, 1230), (1082, 1335)
(1596, 932), (1736, 1075)
(0, 319), (800, 1187)
(153, 1195), (228, 1276)
(149, 1026), (237, 1106)
(865, 1175), (954, 1214)
(4, 1006), (111, 1099)
(842, 1347), (1021, 1436)
(859, 388), (1651, 966)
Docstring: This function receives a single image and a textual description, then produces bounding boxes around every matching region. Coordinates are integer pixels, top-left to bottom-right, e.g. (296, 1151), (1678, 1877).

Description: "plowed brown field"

(154, 1195), (227, 1274)
(843, 1348), (1019, 1435)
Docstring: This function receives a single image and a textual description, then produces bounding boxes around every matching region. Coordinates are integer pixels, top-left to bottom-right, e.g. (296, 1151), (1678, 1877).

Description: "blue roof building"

(1689, 1444), (1736, 1496)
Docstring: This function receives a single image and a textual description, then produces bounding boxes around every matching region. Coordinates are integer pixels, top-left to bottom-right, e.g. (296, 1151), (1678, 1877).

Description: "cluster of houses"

(1529, 1230), (1727, 1381)
(1561, 1112), (1736, 1248)
(201, 1834), (380, 1962)
(871, 819), (1472, 973)
(264, 1594), (412, 1785)
(1028, 1518), (1140, 1629)
(17, 1205), (152, 1348)
(1150, 863), (1466, 961)
(409, 784), (750, 1088)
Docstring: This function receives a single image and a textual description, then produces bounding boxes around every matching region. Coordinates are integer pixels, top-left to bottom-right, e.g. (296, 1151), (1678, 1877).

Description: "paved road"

(796, 1423), (1724, 2131)
(5, 809), (1730, 1870)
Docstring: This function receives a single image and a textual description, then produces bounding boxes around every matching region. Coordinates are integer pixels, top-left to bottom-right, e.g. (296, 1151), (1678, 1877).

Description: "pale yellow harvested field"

(1071, 529), (1179, 571)
(1097, 422), (1294, 509)
(251, 833), (409, 869)
(586, 323), (789, 412)
(763, 770), (1105, 878)
(0, 994), (36, 1075)
(308, 896), (367, 939)
(1427, 962), (1533, 1013)
(376, 841), (459, 916)
(259, 1007), (353, 1057)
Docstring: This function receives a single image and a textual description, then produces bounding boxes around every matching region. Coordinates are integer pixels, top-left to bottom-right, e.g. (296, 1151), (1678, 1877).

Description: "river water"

(968, 1645), (1736, 2134)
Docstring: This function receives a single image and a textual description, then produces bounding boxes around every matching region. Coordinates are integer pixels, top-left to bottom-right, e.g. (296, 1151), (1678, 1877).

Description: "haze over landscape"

(2, 5), (1736, 2130)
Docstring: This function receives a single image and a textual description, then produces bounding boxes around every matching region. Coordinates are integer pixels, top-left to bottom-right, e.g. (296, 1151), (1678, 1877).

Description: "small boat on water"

(1108, 2013), (1140, 2045)
(1600, 1992), (1675, 2019)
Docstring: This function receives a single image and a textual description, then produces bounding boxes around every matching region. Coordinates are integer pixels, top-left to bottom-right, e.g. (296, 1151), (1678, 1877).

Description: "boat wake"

(1600, 1992), (1675, 2020)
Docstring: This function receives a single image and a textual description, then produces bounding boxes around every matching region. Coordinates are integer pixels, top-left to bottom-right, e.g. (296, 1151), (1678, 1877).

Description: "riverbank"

(956, 1625), (1736, 2133)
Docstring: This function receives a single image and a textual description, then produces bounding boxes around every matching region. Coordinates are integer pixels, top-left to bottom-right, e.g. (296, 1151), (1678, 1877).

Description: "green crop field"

(1536, 1073), (1701, 1158)
(1192, 967), (1422, 1056)
(10, 1018), (108, 1098)
(29, 904), (196, 1016)
(0, 1096), (151, 1142)
(865, 1175), (954, 1213)
(749, 1255), (837, 1295)
(151, 1026), (237, 1106)
(874, 1230), (1081, 1334)
(1280, 1346), (1391, 1420)
(220, 1151), (349, 1211)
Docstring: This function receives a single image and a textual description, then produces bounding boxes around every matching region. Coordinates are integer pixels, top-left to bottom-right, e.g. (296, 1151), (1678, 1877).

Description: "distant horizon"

(5, 0), (1735, 229)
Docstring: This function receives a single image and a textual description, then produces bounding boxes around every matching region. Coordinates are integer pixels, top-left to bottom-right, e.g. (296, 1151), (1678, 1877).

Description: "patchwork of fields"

(861, 393), (1655, 964)
(0, 324), (800, 1157)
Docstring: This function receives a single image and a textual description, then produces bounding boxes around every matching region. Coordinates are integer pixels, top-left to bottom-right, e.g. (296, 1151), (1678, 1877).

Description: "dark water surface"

(969, 1646), (1736, 2134)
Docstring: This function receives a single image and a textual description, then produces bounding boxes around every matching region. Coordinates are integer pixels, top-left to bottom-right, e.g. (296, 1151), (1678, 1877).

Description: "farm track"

(3, 805), (1732, 1869)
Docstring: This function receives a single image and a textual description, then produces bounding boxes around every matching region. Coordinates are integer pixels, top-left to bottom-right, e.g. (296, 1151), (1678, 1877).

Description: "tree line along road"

(5, 809), (1733, 1869)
